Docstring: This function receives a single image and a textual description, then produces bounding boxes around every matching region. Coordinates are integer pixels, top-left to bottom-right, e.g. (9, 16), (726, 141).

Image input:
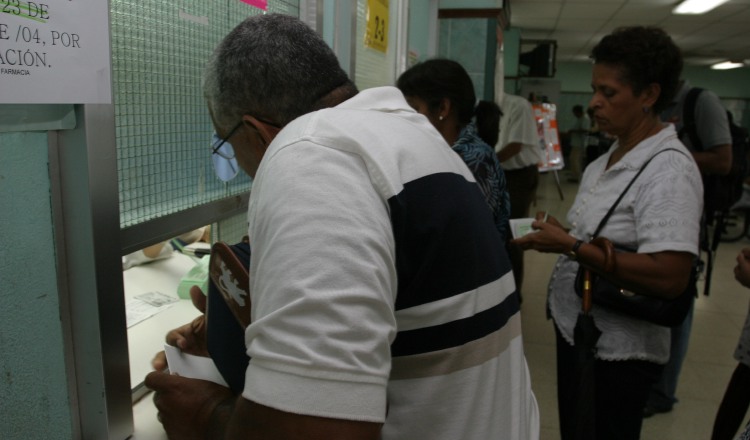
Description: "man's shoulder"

(694, 87), (725, 112)
(333, 86), (411, 113)
(677, 86), (723, 114)
(502, 94), (532, 112)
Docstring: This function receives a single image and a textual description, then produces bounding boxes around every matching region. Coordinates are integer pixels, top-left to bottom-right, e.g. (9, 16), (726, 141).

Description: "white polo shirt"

(244, 87), (539, 439)
(497, 94), (544, 170)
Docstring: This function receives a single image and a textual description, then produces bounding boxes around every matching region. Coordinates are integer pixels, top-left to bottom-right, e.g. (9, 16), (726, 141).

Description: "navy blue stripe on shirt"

(388, 172), (512, 311)
(391, 292), (520, 357)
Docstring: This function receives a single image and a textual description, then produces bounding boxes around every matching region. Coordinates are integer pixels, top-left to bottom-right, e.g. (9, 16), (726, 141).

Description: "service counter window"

(123, 228), (209, 396)
(106, 1), (298, 437)
(111, 0), (296, 395)
(123, 215), (248, 438)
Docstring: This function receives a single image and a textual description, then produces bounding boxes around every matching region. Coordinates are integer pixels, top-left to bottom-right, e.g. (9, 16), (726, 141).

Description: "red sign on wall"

(533, 103), (564, 172)
(240, 0), (268, 10)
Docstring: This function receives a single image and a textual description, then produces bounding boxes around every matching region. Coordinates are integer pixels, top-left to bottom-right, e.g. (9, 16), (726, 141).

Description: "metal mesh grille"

(212, 211), (250, 245)
(111, 1), (300, 228)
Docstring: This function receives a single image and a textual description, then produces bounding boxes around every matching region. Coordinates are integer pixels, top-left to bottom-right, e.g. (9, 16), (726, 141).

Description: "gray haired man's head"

(203, 13), (355, 131)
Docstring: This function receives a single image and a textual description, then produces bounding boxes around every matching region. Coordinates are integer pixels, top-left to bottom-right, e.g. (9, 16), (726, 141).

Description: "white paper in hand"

(510, 218), (537, 239)
(163, 344), (228, 387)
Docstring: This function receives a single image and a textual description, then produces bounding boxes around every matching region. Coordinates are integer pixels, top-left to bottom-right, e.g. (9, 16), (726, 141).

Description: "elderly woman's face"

(588, 63), (649, 138)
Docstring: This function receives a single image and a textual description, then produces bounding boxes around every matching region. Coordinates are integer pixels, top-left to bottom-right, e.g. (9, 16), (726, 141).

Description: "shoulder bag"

(573, 148), (696, 327)
(206, 239), (251, 394)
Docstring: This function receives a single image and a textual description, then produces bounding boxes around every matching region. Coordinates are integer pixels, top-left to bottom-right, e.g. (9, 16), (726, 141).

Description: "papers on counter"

(126, 291), (179, 328)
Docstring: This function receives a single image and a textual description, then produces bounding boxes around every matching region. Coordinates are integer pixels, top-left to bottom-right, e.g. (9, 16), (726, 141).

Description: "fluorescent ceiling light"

(711, 61), (744, 70)
(673, 0), (730, 14)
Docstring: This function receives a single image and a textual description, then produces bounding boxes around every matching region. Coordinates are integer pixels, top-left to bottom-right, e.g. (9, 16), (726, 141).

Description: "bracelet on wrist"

(567, 239), (584, 261)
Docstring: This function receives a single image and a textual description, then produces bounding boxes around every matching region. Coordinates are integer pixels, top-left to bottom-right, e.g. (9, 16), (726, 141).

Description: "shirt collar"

(607, 124), (679, 171)
(335, 86), (413, 114)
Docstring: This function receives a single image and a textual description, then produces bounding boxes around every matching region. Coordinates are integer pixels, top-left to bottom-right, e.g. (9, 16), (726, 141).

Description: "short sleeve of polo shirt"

(242, 137), (397, 422)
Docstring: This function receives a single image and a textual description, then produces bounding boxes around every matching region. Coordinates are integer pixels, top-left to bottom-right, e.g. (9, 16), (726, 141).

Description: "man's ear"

(243, 115), (281, 144)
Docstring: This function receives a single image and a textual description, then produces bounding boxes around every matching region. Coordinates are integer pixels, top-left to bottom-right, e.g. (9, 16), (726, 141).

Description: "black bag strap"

(680, 87), (704, 151)
(592, 147), (688, 238)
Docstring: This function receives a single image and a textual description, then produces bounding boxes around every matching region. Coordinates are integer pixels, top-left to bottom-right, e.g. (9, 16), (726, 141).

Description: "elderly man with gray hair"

(146, 13), (538, 440)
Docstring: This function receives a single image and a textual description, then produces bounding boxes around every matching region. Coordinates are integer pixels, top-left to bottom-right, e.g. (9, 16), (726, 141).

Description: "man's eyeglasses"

(210, 117), (280, 182)
(211, 121), (243, 182)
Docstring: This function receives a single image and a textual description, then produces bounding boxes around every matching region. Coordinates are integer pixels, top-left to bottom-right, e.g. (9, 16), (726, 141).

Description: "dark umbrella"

(573, 236), (614, 439)
(573, 267), (601, 440)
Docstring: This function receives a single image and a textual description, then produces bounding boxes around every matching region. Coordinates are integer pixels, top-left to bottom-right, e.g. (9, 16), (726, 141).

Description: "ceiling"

(508, 0), (750, 67)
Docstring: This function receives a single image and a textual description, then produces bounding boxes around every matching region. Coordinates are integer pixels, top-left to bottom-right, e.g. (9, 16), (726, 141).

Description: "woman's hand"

(512, 211), (576, 254)
(735, 248), (750, 288)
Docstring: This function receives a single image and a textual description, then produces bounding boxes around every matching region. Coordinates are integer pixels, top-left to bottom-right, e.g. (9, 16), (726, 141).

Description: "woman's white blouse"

(547, 124), (703, 364)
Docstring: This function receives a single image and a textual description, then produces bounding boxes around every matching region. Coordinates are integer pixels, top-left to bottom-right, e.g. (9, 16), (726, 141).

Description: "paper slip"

(163, 344), (228, 387)
(510, 218), (538, 240)
(126, 294), (178, 328)
(136, 291), (179, 307)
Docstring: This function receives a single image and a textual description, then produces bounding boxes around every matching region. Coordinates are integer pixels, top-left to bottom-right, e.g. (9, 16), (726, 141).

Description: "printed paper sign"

(533, 103), (564, 172)
(364, 0), (388, 53)
(0, 0), (112, 104)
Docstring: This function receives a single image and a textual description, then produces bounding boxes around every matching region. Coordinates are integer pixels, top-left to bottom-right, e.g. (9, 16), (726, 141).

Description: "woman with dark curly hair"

(514, 26), (703, 439)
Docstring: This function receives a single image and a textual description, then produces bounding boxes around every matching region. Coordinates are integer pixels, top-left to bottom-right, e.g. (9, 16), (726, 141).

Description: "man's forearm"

(692, 144), (732, 175)
(224, 398), (382, 439)
(497, 142), (523, 163)
(206, 395), (237, 439)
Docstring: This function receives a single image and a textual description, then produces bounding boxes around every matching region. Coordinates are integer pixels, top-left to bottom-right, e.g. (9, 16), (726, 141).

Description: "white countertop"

(132, 392), (167, 440)
(123, 251), (204, 438)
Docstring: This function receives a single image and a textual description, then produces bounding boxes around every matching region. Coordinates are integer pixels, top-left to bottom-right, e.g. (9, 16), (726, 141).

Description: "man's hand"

(145, 370), (235, 440)
(152, 286), (209, 371)
(147, 285), (237, 438)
